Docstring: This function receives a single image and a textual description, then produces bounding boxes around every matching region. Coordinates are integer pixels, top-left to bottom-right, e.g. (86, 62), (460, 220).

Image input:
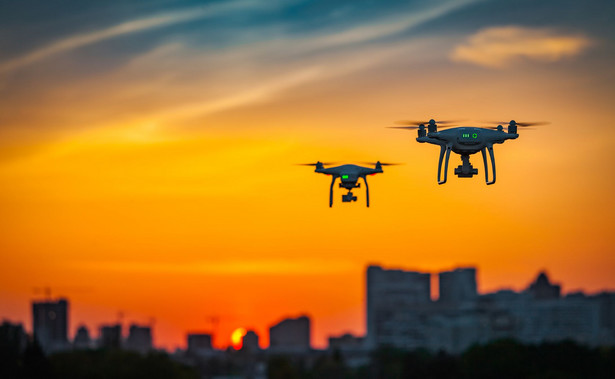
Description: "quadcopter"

(298, 161), (395, 207)
(390, 119), (547, 185)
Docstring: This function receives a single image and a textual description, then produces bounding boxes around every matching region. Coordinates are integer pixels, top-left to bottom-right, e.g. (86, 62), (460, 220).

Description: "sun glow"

(231, 328), (247, 349)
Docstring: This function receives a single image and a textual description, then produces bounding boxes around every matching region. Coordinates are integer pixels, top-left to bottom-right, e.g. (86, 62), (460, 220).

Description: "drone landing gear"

(437, 143), (452, 184)
(455, 154), (478, 178)
(480, 145), (496, 185)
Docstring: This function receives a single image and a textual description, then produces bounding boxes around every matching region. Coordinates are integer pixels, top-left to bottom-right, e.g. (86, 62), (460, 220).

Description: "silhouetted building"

(126, 324), (152, 354)
(187, 333), (213, 356)
(521, 294), (600, 344)
(526, 271), (561, 299)
(328, 333), (364, 351)
(592, 292), (615, 345)
(0, 321), (27, 354)
(32, 298), (69, 352)
(365, 266), (612, 352)
(241, 330), (260, 353)
(366, 265), (431, 349)
(99, 324), (122, 349)
(269, 315), (311, 352)
(439, 267), (477, 304)
(73, 325), (92, 349)
(477, 287), (599, 347)
(478, 289), (524, 341)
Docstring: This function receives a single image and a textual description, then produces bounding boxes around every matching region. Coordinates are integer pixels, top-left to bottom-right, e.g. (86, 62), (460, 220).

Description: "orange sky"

(1, 0), (614, 350)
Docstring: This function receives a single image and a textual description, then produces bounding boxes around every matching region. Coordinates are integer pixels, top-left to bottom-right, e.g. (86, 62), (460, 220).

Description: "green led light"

(462, 133), (469, 138)
(472, 133), (478, 138)
(342, 175), (349, 179)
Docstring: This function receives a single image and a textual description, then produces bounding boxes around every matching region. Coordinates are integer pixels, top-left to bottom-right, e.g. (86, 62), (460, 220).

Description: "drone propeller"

(485, 128), (538, 132)
(394, 119), (462, 126)
(296, 161), (337, 166)
(387, 126), (423, 130)
(484, 120), (550, 127)
(359, 161), (402, 166)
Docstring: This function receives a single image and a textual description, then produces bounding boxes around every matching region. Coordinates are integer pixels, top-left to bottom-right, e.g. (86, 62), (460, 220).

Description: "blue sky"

(1, 0), (612, 139)
(1, 0), (612, 74)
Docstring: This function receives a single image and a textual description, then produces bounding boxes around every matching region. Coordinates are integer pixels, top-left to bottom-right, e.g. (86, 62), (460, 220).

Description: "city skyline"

(4, 264), (613, 351)
(1, 0), (614, 351)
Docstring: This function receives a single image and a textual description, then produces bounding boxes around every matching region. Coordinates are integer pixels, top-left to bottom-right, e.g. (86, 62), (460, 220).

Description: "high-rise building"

(187, 333), (213, 356)
(73, 325), (92, 349)
(439, 267), (478, 304)
(99, 324), (122, 349)
(592, 292), (615, 345)
(269, 315), (310, 352)
(365, 265), (611, 352)
(241, 330), (260, 353)
(32, 298), (69, 353)
(520, 295), (600, 344)
(366, 265), (431, 349)
(126, 324), (152, 354)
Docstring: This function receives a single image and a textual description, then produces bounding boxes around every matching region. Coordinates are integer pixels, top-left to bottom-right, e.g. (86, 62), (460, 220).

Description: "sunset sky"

(1, 0), (614, 350)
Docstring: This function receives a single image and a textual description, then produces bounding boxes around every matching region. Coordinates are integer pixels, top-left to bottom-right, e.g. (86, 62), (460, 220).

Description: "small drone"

(298, 161), (395, 207)
(390, 119), (548, 184)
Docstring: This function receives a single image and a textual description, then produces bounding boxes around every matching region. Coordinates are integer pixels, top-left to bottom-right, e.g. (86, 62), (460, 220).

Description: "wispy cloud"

(450, 26), (592, 68)
(0, 0), (281, 74)
(115, 0), (480, 124)
(0, 0), (479, 146)
(288, 0), (478, 52)
(150, 67), (324, 122)
(258, 0), (481, 53)
(134, 41), (427, 126)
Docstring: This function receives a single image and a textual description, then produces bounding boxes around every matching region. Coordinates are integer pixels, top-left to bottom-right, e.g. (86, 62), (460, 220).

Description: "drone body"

(392, 119), (544, 185)
(300, 161), (391, 207)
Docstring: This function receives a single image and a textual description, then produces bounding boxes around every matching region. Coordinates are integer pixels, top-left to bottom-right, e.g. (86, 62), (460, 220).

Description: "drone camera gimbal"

(342, 192), (358, 202)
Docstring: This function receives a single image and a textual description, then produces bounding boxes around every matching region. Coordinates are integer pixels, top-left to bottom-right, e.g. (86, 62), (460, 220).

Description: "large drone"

(390, 119), (547, 185)
(298, 161), (395, 207)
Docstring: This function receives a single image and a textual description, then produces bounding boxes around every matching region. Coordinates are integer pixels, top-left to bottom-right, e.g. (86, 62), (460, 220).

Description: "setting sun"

(231, 328), (247, 350)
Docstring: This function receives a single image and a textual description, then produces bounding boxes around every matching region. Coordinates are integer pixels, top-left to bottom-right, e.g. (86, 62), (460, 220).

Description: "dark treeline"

(2, 337), (615, 378)
(269, 340), (615, 379)
(0, 338), (197, 379)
